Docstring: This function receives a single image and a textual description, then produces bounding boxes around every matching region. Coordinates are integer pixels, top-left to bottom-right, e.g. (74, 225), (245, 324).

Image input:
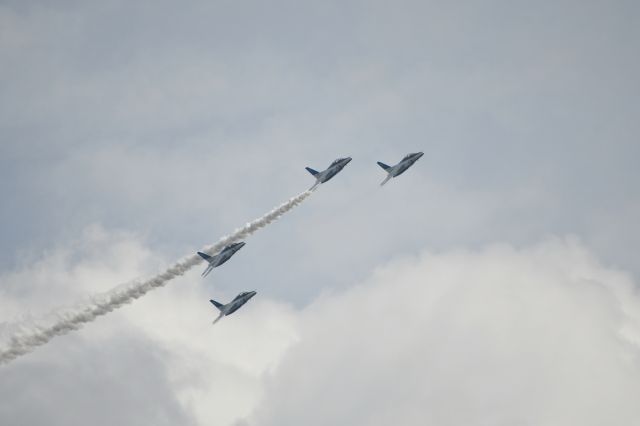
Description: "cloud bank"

(248, 239), (640, 426)
(4, 231), (638, 425)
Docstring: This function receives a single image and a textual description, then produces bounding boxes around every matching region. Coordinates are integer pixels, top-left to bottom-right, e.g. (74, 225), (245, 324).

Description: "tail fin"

(380, 175), (392, 186)
(197, 251), (212, 261)
(305, 167), (319, 176)
(209, 299), (224, 311)
(377, 162), (391, 171)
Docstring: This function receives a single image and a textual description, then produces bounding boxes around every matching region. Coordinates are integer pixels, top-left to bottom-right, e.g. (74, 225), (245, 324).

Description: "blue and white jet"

(197, 242), (246, 277)
(377, 152), (424, 186)
(209, 291), (257, 324)
(305, 157), (352, 190)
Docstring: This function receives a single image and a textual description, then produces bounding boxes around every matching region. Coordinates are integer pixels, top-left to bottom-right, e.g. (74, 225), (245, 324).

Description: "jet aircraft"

(305, 157), (352, 190)
(377, 152), (424, 186)
(197, 242), (246, 277)
(210, 291), (257, 324)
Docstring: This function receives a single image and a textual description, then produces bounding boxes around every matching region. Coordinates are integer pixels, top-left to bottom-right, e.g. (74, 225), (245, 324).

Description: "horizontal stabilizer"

(377, 161), (391, 171)
(210, 299), (225, 311)
(197, 251), (212, 261)
(305, 167), (319, 176)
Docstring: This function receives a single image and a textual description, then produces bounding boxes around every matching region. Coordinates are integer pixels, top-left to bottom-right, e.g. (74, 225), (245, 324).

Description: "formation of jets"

(201, 152), (423, 323)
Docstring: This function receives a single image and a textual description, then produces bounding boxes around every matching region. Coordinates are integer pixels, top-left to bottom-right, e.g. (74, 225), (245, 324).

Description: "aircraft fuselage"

(210, 291), (257, 323)
(198, 242), (246, 277)
(224, 291), (256, 315)
(378, 152), (423, 185)
(307, 157), (352, 189)
(389, 152), (423, 177)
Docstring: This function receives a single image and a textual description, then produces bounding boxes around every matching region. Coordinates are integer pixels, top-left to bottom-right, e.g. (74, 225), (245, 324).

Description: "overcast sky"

(1, 1), (640, 425)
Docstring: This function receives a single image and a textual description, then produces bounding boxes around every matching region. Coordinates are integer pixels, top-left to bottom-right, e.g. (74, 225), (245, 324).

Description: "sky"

(1, 1), (640, 424)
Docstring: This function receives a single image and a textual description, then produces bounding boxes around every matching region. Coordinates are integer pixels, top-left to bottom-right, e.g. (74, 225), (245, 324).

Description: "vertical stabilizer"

(209, 299), (225, 311)
(377, 162), (391, 171)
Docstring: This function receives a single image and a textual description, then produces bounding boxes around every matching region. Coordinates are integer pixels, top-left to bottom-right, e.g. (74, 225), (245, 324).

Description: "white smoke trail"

(0, 190), (313, 365)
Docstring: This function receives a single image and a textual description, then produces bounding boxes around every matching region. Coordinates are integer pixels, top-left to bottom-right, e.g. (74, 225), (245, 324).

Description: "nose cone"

(416, 152), (424, 158)
(236, 242), (246, 249)
(248, 291), (257, 299)
(345, 157), (352, 164)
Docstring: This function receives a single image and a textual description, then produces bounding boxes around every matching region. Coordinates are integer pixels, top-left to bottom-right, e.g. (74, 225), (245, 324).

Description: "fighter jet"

(377, 152), (424, 186)
(197, 242), (246, 277)
(305, 157), (352, 190)
(210, 291), (257, 324)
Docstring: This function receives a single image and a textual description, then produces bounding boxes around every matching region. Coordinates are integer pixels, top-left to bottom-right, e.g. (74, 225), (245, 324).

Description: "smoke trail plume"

(0, 190), (313, 365)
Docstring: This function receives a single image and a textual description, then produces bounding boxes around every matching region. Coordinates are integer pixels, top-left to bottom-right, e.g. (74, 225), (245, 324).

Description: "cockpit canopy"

(331, 157), (350, 167)
(402, 152), (423, 161)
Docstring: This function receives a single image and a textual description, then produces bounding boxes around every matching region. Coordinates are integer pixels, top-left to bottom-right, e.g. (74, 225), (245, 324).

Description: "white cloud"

(0, 226), (299, 426)
(3, 229), (638, 425)
(249, 238), (640, 426)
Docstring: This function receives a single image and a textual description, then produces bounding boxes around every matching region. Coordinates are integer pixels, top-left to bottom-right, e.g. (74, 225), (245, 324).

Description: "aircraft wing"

(212, 312), (224, 324)
(201, 264), (215, 277)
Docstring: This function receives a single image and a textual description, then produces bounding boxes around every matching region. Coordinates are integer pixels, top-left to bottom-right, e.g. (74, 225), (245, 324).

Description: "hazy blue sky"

(1, 1), (639, 425)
